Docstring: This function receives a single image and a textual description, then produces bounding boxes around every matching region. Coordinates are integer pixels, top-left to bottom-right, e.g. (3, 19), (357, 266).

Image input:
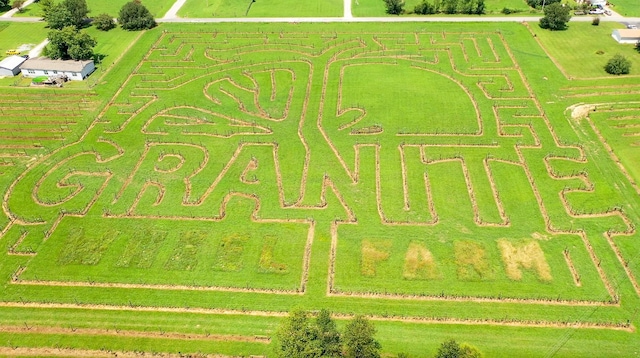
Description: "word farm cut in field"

(1, 22), (640, 357)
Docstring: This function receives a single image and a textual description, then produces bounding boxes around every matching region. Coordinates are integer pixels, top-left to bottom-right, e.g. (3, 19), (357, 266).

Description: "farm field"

(177, 0), (344, 18)
(1, 21), (640, 357)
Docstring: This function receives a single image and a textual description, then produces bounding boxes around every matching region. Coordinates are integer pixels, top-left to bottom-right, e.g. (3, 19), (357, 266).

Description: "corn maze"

(1, 24), (640, 355)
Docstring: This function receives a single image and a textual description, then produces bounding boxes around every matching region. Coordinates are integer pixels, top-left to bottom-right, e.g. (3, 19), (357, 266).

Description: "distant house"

(0, 55), (27, 77)
(612, 29), (640, 44)
(20, 58), (95, 81)
(589, 0), (606, 7)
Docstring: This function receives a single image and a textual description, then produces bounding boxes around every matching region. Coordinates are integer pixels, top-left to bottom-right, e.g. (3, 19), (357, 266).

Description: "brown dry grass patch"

(454, 241), (494, 281)
(498, 239), (552, 282)
(361, 239), (391, 277)
(403, 241), (439, 280)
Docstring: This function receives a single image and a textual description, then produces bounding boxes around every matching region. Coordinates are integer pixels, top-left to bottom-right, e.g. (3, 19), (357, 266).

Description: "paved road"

(2, 14), (638, 24)
(344, 0), (353, 19)
(0, 0), (36, 18)
(156, 15), (640, 23)
(163, 0), (187, 19)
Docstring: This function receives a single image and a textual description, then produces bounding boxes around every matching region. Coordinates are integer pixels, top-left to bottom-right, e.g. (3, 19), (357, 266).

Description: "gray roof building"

(0, 55), (27, 77)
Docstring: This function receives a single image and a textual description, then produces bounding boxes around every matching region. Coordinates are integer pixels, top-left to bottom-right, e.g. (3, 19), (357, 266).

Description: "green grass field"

(14, 0), (176, 18)
(1, 20), (640, 357)
(0, 22), (48, 57)
(608, 0), (640, 16)
(178, 0), (344, 17)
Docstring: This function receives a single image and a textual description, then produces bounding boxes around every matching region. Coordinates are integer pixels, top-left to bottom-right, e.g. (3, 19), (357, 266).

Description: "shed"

(612, 29), (640, 44)
(20, 58), (95, 81)
(0, 55), (27, 77)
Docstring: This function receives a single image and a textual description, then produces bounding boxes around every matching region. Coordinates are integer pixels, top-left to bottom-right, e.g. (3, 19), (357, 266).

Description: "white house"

(589, 0), (606, 7)
(20, 58), (95, 81)
(612, 29), (640, 44)
(0, 55), (27, 77)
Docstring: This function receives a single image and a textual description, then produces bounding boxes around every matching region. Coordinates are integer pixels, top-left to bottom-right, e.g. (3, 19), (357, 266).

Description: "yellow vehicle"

(5, 49), (20, 55)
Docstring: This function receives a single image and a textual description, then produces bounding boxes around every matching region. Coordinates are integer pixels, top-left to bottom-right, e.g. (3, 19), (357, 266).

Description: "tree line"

(34, 0), (156, 61)
(384, 0), (485, 15)
(275, 310), (482, 358)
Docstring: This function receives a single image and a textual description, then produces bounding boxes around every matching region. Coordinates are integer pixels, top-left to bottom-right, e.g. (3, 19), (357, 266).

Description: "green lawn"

(609, 0), (640, 16)
(531, 22), (640, 78)
(178, 0), (344, 17)
(0, 22), (48, 57)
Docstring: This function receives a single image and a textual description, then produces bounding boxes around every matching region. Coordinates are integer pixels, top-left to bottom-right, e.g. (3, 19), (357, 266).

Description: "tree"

(12, 0), (25, 12)
(63, 0), (89, 28)
(539, 3), (571, 31)
(315, 309), (342, 358)
(45, 26), (96, 60)
(0, 0), (9, 8)
(635, 40), (640, 53)
(40, 0), (55, 20)
(93, 13), (116, 31)
(46, 3), (74, 29)
(441, 0), (458, 14)
(274, 310), (322, 358)
(474, 0), (485, 14)
(118, 0), (156, 31)
(604, 54), (631, 75)
(414, 0), (436, 14)
(383, 0), (404, 14)
(526, 0), (559, 8)
(435, 340), (482, 358)
(343, 315), (381, 358)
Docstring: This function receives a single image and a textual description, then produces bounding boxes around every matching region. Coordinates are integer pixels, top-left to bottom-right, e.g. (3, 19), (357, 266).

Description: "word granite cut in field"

(3, 26), (640, 346)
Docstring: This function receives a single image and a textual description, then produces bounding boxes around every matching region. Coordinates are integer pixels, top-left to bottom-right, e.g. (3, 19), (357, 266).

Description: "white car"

(628, 24), (638, 29)
(589, 8), (604, 14)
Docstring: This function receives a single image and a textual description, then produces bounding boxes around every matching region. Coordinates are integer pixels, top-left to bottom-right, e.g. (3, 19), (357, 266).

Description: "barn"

(20, 58), (96, 81)
(612, 29), (640, 44)
(0, 55), (27, 77)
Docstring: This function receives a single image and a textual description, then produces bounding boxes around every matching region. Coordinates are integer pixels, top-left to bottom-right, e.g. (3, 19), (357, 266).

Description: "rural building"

(612, 29), (640, 44)
(20, 58), (95, 81)
(589, 0), (606, 6)
(0, 55), (27, 77)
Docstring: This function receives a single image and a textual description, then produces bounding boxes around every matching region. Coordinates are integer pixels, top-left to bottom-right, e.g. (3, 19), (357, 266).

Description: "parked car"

(589, 8), (604, 14)
(628, 24), (638, 29)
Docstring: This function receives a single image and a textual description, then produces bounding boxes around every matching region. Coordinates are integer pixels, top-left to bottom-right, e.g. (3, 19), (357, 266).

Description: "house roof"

(614, 29), (640, 38)
(0, 55), (27, 70)
(20, 58), (94, 72)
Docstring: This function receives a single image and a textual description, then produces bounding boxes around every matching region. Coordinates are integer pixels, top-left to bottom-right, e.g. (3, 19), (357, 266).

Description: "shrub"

(604, 54), (631, 75)
(635, 40), (640, 53)
(384, 0), (405, 14)
(592, 16), (600, 25)
(93, 13), (116, 31)
(414, 0), (436, 14)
